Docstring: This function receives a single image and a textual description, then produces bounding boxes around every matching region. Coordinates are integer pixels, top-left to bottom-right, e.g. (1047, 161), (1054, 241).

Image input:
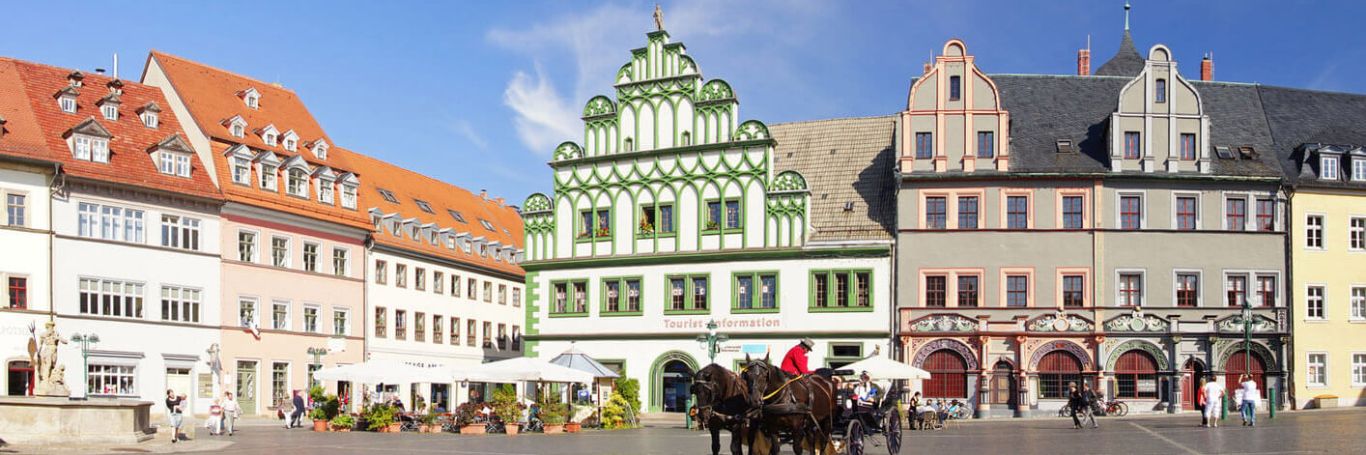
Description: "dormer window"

(1155, 79), (1167, 103)
(60, 96), (77, 113)
(231, 157), (251, 184)
(101, 104), (118, 121)
(282, 130), (299, 152)
(158, 151), (191, 177)
(317, 178), (335, 204)
(227, 117), (247, 138)
(243, 88), (260, 109)
(262, 125), (278, 146)
(140, 111), (158, 128)
(286, 167), (309, 197)
(341, 183), (358, 209)
(1353, 159), (1366, 182)
(414, 199), (434, 214)
(1322, 155), (1340, 180)
(312, 140), (329, 160)
(72, 135), (110, 163)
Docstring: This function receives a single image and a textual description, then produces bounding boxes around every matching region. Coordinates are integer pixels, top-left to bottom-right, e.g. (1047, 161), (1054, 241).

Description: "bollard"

(1220, 395), (1227, 421)
(1269, 387), (1276, 419)
(685, 395), (693, 430)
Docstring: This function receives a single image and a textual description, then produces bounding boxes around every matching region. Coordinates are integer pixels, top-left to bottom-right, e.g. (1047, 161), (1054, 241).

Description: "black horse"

(692, 363), (751, 455)
(741, 354), (836, 455)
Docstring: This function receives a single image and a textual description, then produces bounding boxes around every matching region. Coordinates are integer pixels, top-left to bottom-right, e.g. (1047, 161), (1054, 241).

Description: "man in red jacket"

(780, 338), (815, 375)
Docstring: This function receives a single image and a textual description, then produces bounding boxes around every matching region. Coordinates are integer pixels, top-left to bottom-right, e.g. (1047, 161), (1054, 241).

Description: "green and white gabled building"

(521, 26), (896, 414)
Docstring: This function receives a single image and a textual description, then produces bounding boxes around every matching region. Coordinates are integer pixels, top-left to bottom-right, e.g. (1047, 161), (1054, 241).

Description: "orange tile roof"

(0, 60), (54, 161)
(348, 151), (525, 277)
(1, 57), (220, 200)
(148, 51), (369, 229)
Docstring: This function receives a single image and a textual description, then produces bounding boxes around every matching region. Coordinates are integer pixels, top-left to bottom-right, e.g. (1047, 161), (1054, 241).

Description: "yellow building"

(1287, 144), (1366, 409)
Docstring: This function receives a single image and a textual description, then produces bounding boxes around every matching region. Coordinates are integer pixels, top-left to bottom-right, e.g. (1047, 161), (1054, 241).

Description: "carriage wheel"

(885, 408), (902, 455)
(846, 420), (865, 455)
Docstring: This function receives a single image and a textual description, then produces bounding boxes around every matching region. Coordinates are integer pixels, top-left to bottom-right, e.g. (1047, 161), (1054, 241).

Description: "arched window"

(1224, 351), (1266, 398)
(1155, 79), (1167, 103)
(923, 349), (968, 398)
(1114, 350), (1159, 399)
(1037, 351), (1082, 399)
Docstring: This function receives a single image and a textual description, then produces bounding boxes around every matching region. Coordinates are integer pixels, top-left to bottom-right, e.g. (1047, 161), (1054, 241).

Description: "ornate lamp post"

(69, 332), (100, 400)
(695, 320), (729, 364)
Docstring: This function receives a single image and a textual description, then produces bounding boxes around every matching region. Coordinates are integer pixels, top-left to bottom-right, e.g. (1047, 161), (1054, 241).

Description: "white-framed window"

(231, 157), (251, 184)
(260, 164), (278, 190)
(231, 122), (245, 138)
(159, 214), (200, 251)
(1307, 286), (1326, 320)
(1307, 353), (1327, 386)
(286, 168), (308, 197)
(332, 248), (349, 277)
(317, 179), (335, 204)
(1321, 155), (1340, 180)
(1351, 217), (1365, 251)
(1353, 353), (1366, 386)
(1307, 215), (1324, 249)
(1351, 286), (1366, 321)
(5, 192), (26, 227)
(159, 285), (201, 323)
(284, 137), (297, 151)
(59, 96), (76, 113)
(244, 90), (259, 109)
(302, 242), (319, 272)
(264, 132), (277, 146)
(1354, 159), (1366, 182)
(312, 141), (329, 160)
(88, 364), (136, 396)
(1117, 270), (1144, 306)
(141, 111), (158, 128)
(271, 300), (290, 330)
(237, 230), (257, 262)
(238, 296), (258, 327)
(333, 308), (349, 336)
(76, 202), (145, 243)
(157, 152), (191, 177)
(79, 277), (144, 319)
(341, 184), (357, 209)
(101, 104), (118, 121)
(303, 305), (320, 333)
(72, 135), (110, 163)
(271, 236), (290, 268)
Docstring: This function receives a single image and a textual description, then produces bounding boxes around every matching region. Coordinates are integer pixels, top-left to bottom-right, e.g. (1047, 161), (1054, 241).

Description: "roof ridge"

(771, 113), (898, 127)
(149, 50), (300, 95)
(348, 150), (519, 211)
(1, 55), (152, 89)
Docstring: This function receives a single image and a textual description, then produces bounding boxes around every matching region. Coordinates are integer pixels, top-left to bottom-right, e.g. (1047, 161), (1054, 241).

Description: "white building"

(351, 151), (526, 410)
(521, 26), (896, 414)
(0, 59), (224, 413)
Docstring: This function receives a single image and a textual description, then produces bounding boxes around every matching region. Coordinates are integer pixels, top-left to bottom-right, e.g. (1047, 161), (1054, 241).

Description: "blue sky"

(4, 1), (1363, 202)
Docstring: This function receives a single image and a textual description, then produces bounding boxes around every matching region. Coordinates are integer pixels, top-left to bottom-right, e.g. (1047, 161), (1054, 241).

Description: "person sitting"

(780, 338), (815, 376)
(945, 400), (962, 420)
(853, 372), (879, 409)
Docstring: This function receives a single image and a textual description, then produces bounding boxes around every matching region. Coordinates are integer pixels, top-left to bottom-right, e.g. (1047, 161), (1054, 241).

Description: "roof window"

(448, 209), (466, 223)
(414, 199), (434, 214)
(243, 88), (260, 109)
(479, 219), (495, 231)
(377, 188), (399, 204)
(1055, 140), (1075, 154)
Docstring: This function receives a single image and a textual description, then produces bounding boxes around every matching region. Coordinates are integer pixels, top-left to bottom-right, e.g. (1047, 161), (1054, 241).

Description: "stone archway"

(648, 351), (699, 413)
(1104, 340), (1171, 372)
(910, 338), (980, 371)
(1028, 339), (1093, 371)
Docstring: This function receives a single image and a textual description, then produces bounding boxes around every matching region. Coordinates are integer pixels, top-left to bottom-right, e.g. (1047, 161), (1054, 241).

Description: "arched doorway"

(649, 351), (698, 413)
(1180, 359), (1206, 410)
(1224, 351), (1266, 398)
(924, 350), (968, 398)
(1037, 351), (1082, 400)
(1113, 351), (1159, 399)
(989, 360), (1015, 408)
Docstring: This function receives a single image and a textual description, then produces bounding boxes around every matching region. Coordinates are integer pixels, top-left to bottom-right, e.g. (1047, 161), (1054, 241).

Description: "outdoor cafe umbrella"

(469, 357), (595, 384)
(313, 359), (451, 384)
(840, 355), (931, 381)
(549, 345), (620, 378)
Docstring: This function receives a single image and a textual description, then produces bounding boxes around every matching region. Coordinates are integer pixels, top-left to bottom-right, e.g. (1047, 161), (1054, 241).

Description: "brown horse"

(741, 354), (836, 455)
(691, 363), (751, 455)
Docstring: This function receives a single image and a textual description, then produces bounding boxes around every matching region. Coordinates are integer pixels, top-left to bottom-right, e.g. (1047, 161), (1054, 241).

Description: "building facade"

(0, 58), (225, 414)
(522, 24), (895, 414)
(145, 52), (368, 415)
(896, 36), (1289, 417)
(353, 151), (525, 410)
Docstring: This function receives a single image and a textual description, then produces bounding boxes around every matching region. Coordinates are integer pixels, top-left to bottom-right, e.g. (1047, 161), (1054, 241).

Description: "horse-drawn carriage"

(692, 356), (906, 455)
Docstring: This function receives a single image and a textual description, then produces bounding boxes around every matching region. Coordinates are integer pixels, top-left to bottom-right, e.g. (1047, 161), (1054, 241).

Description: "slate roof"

(770, 116), (896, 242)
(1257, 85), (1366, 189)
(1095, 31), (1146, 77)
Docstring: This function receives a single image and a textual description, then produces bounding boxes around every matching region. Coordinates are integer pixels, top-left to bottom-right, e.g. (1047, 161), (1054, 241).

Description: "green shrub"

(537, 392), (567, 425)
(601, 391), (636, 429)
(363, 404), (399, 431)
(329, 413), (355, 429)
(614, 375), (641, 416)
(492, 386), (524, 424)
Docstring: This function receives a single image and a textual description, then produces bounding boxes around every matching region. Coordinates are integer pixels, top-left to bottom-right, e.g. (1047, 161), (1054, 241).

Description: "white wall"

(0, 165), (54, 396)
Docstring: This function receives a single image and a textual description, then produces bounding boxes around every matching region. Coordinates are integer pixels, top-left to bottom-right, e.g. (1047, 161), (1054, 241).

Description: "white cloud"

(449, 118), (489, 150)
(503, 63), (581, 154)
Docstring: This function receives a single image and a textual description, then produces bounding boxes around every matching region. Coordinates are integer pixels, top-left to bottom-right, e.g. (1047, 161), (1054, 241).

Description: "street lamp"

(69, 332), (101, 400)
(695, 320), (729, 364)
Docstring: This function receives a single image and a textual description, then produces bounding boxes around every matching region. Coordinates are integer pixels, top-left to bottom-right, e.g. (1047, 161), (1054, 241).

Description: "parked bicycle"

(1100, 399), (1128, 417)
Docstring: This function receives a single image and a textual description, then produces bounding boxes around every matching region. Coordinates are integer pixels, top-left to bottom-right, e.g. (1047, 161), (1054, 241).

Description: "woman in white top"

(1239, 374), (1259, 427)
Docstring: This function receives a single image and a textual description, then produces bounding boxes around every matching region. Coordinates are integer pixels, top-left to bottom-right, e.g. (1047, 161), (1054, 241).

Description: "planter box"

(1314, 396), (1340, 409)
(505, 423), (521, 435)
(543, 424), (564, 434)
(565, 422), (581, 433)
(459, 424), (486, 435)
(387, 423), (401, 433)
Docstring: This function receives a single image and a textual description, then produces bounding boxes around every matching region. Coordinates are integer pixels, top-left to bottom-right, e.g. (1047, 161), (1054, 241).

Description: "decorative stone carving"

(911, 338), (980, 371)
(1213, 340), (1279, 372)
(30, 321), (70, 397)
(1215, 314), (1277, 333)
(908, 315), (977, 333)
(1104, 310), (1170, 333)
(1027, 312), (1093, 332)
(1028, 339), (1093, 371)
(1104, 340), (1172, 371)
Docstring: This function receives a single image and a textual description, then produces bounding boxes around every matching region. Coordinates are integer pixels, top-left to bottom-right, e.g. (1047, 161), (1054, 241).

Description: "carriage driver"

(780, 338), (815, 375)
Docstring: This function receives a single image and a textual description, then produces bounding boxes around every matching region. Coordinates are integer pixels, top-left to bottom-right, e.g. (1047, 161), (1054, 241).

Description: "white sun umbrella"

(840, 355), (931, 381)
(313, 358), (451, 384)
(472, 357), (595, 384)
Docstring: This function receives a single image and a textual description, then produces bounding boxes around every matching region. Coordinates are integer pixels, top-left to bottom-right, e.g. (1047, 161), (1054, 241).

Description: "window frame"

(1123, 131), (1142, 160)
(576, 208), (613, 242)
(1179, 133), (1196, 160)
(948, 75), (962, 101)
(1321, 156), (1340, 180)
(1350, 217), (1366, 251)
(1056, 268), (1089, 309)
(1351, 286), (1366, 321)
(1306, 352), (1328, 387)
(923, 274), (947, 308)
(158, 284), (201, 324)
(1174, 270), (1201, 308)
(637, 202), (676, 238)
(956, 274), (980, 308)
(270, 235), (291, 268)
(915, 132), (933, 159)
(924, 195), (947, 230)
(1116, 270), (1145, 307)
(732, 271), (780, 313)
(549, 279), (590, 317)
(976, 131), (994, 158)
(1000, 268), (1034, 308)
(1173, 193), (1199, 231)
(1117, 192), (1145, 230)
(600, 276), (644, 316)
(703, 198), (743, 234)
(1306, 214), (1325, 249)
(1154, 79), (1167, 104)
(1003, 192), (1031, 230)
(956, 195), (979, 230)
(664, 273), (711, 315)
(1306, 285), (1326, 320)
(1059, 192), (1088, 230)
(1224, 195), (1249, 231)
(809, 269), (873, 312)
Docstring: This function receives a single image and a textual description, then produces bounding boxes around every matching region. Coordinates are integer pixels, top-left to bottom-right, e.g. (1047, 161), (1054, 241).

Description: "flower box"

(459, 424), (486, 435)
(543, 423), (564, 434)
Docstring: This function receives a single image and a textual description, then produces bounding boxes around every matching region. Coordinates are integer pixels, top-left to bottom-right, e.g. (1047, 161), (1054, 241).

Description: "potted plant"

(364, 404), (399, 432)
(329, 414), (355, 432)
(541, 402), (566, 434)
(454, 402), (486, 435)
(310, 406), (331, 432)
(565, 404), (585, 433)
(418, 412), (440, 433)
(492, 387), (523, 435)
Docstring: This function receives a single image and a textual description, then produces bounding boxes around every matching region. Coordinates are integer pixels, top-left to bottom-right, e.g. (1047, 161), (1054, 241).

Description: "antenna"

(1087, 34), (1092, 51)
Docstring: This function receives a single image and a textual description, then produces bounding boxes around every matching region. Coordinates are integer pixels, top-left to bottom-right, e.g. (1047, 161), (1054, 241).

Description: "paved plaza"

(5, 408), (1361, 455)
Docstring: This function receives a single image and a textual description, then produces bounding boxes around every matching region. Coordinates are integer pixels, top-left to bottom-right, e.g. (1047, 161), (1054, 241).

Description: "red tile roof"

(148, 51), (369, 229)
(0, 57), (220, 200)
(348, 151), (525, 277)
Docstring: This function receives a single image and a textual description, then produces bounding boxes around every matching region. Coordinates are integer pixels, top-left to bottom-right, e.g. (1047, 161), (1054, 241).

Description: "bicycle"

(1101, 400), (1128, 417)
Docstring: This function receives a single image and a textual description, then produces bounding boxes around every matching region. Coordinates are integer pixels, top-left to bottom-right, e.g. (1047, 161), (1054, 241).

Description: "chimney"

(1200, 53), (1214, 81)
(479, 189), (488, 201)
(495, 197), (505, 207)
(1077, 34), (1091, 76)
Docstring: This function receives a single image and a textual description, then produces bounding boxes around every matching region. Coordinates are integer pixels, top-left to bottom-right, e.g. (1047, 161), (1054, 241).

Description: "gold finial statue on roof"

(653, 4), (665, 31)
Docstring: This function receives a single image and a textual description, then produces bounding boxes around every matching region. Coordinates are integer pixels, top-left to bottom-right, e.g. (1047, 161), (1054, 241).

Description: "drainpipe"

(47, 165), (60, 322)
(1282, 186), (1295, 410)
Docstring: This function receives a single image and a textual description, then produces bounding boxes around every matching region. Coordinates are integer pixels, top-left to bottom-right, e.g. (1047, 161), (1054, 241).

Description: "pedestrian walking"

(286, 390), (307, 429)
(1067, 382), (1091, 429)
(1200, 377), (1225, 428)
(165, 389), (186, 443)
(1081, 382), (1099, 429)
(206, 399), (223, 435)
(1239, 375), (1259, 427)
(221, 392), (240, 436)
(1196, 377), (1207, 427)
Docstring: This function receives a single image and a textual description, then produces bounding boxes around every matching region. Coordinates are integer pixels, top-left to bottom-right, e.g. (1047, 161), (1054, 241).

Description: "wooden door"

(236, 361), (258, 415)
